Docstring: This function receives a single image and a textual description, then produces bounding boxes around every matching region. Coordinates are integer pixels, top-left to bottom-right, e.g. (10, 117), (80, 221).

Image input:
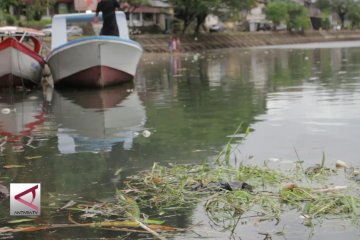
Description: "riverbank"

(133, 30), (360, 53)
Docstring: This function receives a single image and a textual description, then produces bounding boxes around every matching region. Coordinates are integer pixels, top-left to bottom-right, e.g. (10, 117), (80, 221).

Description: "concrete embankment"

(133, 30), (360, 53)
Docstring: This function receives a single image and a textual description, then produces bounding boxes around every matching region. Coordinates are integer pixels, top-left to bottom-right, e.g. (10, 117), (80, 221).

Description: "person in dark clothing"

(94, 0), (121, 36)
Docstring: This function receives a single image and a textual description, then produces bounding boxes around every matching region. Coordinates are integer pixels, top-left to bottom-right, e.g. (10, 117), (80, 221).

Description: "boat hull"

(47, 37), (143, 88)
(0, 38), (44, 88)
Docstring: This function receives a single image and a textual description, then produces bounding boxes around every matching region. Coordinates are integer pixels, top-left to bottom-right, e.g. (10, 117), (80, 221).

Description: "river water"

(0, 41), (360, 239)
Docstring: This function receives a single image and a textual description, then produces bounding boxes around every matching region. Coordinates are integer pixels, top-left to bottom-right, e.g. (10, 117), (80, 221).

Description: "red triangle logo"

(14, 185), (39, 211)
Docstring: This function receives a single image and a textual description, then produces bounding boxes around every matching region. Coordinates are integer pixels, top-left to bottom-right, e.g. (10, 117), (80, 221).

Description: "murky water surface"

(1, 41), (360, 239)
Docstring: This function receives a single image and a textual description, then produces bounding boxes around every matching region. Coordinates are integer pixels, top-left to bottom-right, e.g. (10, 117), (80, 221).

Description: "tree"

(316, 0), (355, 28)
(346, 4), (360, 28)
(125, 0), (150, 11)
(223, 0), (257, 13)
(315, 0), (331, 11)
(24, 0), (55, 20)
(0, 0), (20, 13)
(265, 0), (310, 32)
(331, 0), (354, 28)
(286, 1), (311, 32)
(169, 0), (257, 34)
(265, 1), (289, 27)
(221, 0), (257, 20)
(169, 0), (220, 34)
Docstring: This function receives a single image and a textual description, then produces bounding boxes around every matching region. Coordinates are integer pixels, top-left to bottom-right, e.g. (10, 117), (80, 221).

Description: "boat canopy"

(51, 11), (129, 50)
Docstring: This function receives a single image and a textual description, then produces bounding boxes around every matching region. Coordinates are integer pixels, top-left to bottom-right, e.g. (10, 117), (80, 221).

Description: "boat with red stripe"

(0, 26), (45, 88)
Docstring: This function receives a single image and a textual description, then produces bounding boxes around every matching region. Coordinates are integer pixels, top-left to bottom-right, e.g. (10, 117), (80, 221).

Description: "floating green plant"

(2, 125), (360, 239)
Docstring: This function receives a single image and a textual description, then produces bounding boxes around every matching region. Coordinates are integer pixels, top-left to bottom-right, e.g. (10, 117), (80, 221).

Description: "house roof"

(23, 0), (73, 2)
(55, 0), (171, 6)
(123, 0), (172, 13)
(131, 6), (161, 13)
(149, 0), (171, 8)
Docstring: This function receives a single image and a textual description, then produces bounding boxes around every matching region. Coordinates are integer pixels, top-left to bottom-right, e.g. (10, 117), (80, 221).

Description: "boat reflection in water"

(0, 90), (50, 153)
(52, 84), (146, 154)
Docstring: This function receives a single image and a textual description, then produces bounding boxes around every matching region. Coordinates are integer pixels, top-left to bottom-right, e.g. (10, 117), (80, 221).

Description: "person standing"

(94, 0), (121, 36)
(168, 36), (177, 53)
(176, 37), (181, 53)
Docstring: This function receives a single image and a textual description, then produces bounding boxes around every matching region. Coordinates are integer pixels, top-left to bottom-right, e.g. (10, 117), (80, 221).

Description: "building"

(73, 0), (173, 33)
(246, 1), (268, 32)
(55, 0), (75, 14)
(125, 0), (173, 33)
(16, 0), (172, 32)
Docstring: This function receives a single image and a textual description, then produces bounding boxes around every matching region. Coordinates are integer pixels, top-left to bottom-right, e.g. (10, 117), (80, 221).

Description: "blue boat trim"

(50, 36), (143, 53)
(53, 13), (103, 23)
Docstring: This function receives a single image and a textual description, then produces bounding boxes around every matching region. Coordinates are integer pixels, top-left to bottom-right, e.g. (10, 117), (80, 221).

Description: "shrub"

(19, 19), (52, 29)
(5, 14), (16, 25)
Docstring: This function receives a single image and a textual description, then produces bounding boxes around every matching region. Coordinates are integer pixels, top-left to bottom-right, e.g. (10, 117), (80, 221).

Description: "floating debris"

(0, 219), (179, 236)
(312, 186), (347, 193)
(142, 130), (151, 138)
(268, 157), (280, 162)
(308, 77), (319, 81)
(0, 184), (9, 200)
(1, 108), (11, 114)
(25, 156), (42, 160)
(59, 200), (77, 211)
(8, 219), (35, 224)
(192, 53), (200, 62)
(122, 159), (360, 230)
(335, 160), (350, 169)
(114, 168), (123, 176)
(2, 165), (25, 169)
(28, 96), (38, 100)
(191, 181), (253, 192)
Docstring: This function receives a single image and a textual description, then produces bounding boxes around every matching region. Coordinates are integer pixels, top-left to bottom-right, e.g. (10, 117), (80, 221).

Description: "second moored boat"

(46, 12), (143, 88)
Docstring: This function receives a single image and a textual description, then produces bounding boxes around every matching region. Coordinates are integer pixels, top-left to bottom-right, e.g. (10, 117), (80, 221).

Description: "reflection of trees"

(267, 49), (313, 90)
(135, 46), (360, 166)
(136, 53), (268, 164)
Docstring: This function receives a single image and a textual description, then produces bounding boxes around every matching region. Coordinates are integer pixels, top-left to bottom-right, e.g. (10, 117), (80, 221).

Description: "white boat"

(0, 26), (45, 88)
(47, 12), (143, 88)
(52, 85), (146, 153)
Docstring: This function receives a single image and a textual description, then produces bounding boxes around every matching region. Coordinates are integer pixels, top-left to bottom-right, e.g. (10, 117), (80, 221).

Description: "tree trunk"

(182, 18), (189, 34)
(194, 13), (206, 34)
(339, 14), (345, 28)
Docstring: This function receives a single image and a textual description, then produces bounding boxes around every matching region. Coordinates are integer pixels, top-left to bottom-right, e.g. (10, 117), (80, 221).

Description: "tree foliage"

(315, 0), (331, 11)
(331, 0), (355, 27)
(286, 1), (310, 32)
(169, 0), (220, 34)
(315, 0), (356, 28)
(265, 1), (288, 25)
(0, 0), (20, 24)
(0, 0), (20, 13)
(125, 0), (150, 11)
(265, 0), (310, 32)
(346, 4), (360, 28)
(213, 0), (256, 25)
(24, 0), (55, 20)
(169, 0), (256, 34)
